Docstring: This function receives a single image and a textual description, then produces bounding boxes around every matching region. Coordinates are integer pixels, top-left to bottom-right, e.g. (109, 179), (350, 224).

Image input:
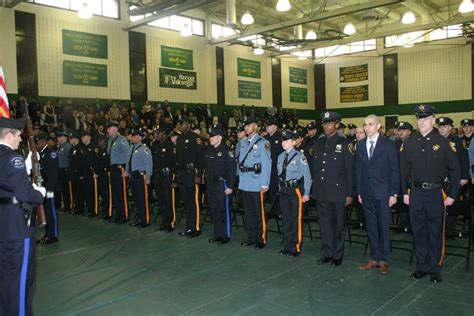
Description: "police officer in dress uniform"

(95, 135), (111, 219)
(107, 120), (132, 224)
(176, 117), (204, 237)
(238, 117), (272, 249)
(264, 118), (283, 217)
(277, 130), (312, 257)
(57, 131), (72, 213)
(312, 112), (354, 266)
(152, 127), (176, 232)
(0, 118), (46, 316)
(204, 124), (237, 244)
(400, 105), (461, 283)
(128, 129), (153, 228)
(69, 132), (84, 215)
(460, 119), (473, 149)
(81, 131), (98, 217)
(36, 133), (60, 245)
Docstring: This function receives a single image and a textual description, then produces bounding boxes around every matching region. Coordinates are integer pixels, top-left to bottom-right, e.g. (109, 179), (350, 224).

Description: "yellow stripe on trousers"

(194, 184), (200, 231)
(295, 188), (303, 253)
(260, 191), (267, 244)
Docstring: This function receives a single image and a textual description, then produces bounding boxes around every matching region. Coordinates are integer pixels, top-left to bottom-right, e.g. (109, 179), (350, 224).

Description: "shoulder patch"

(228, 150), (234, 158)
(462, 139), (468, 149)
(11, 156), (25, 170)
(348, 143), (355, 155)
(265, 142), (271, 151)
(196, 138), (202, 145)
(50, 151), (58, 159)
(121, 138), (128, 145)
(144, 148), (151, 155)
(301, 155), (308, 165)
(449, 141), (456, 153)
(94, 148), (99, 153)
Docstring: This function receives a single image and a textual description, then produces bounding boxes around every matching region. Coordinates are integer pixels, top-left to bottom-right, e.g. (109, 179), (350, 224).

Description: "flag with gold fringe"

(0, 66), (11, 118)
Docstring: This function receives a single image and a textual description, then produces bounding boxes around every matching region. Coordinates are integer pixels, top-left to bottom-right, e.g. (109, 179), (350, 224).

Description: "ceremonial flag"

(0, 66), (10, 118)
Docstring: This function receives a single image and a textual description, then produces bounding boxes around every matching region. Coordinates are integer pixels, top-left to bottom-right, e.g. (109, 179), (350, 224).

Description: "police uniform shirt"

(176, 130), (204, 172)
(237, 134), (272, 192)
(107, 134), (131, 165)
(129, 142), (153, 182)
(277, 148), (312, 196)
(265, 131), (284, 168)
(95, 146), (110, 172)
(400, 130), (461, 199)
(203, 142), (237, 188)
(83, 143), (96, 173)
(58, 142), (72, 169)
(447, 134), (470, 180)
(151, 139), (175, 172)
(68, 144), (84, 175)
(39, 145), (60, 192)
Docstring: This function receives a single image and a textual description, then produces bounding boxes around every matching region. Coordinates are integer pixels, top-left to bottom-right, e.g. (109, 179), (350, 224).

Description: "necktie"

(129, 145), (135, 172)
(369, 140), (374, 159)
(282, 153), (289, 180)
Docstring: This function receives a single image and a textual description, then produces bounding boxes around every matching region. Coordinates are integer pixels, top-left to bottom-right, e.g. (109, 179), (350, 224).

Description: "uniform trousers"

(130, 171), (150, 224)
(110, 165), (129, 222)
(279, 186), (303, 253)
(242, 191), (266, 244)
(154, 173), (174, 228)
(207, 180), (231, 240)
(177, 170), (200, 232)
(317, 200), (346, 260)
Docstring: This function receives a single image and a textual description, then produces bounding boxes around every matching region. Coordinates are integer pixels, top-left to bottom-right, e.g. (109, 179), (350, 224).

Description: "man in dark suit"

(356, 115), (400, 275)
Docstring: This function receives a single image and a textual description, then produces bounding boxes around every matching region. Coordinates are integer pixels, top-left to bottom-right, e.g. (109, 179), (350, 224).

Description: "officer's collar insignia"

(197, 138), (202, 145)
(162, 148), (166, 152)
(217, 152), (222, 156)
(185, 139), (189, 143)
(419, 104), (425, 112)
(439, 118), (444, 123)
(275, 140), (278, 143)
(432, 144), (440, 151)
(449, 142), (456, 153)
(324, 112), (330, 119)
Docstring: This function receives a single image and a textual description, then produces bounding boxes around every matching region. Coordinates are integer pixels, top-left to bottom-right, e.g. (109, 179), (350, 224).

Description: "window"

(130, 10), (205, 36)
(211, 23), (237, 39)
(30, 0), (120, 19)
(384, 24), (463, 47)
(314, 39), (376, 58)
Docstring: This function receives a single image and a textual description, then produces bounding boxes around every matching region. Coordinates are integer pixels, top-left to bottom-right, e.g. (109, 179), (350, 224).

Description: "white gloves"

(32, 183), (46, 197)
(25, 151), (40, 176)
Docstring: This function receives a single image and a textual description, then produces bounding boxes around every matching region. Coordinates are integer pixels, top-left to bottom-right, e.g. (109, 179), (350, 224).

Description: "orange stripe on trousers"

(93, 176), (98, 215)
(439, 190), (447, 266)
(295, 188), (303, 253)
(194, 184), (200, 231)
(108, 172), (112, 217)
(119, 167), (128, 220)
(260, 191), (267, 244)
(144, 175), (150, 224)
(68, 180), (73, 210)
(171, 188), (176, 228)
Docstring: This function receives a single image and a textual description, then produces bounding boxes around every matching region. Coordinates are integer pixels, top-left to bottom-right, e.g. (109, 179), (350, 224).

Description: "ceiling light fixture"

(459, 0), (473, 13)
(343, 22), (356, 35)
(401, 10), (416, 24)
(180, 24), (192, 37)
(253, 47), (264, 55)
(241, 11), (254, 25)
(276, 0), (291, 12)
(78, 2), (92, 19)
(305, 29), (317, 40)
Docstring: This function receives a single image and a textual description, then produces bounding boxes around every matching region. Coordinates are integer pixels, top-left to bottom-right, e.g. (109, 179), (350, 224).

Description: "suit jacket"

(355, 135), (399, 200)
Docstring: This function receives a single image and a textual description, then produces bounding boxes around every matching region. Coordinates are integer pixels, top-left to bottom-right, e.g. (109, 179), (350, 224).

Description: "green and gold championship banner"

(339, 64), (368, 83)
(340, 84), (369, 102)
(161, 45), (194, 70)
(237, 58), (261, 78)
(63, 61), (107, 87)
(159, 68), (197, 90)
(238, 80), (261, 99)
(62, 29), (108, 59)
(289, 87), (308, 103)
(289, 67), (307, 84)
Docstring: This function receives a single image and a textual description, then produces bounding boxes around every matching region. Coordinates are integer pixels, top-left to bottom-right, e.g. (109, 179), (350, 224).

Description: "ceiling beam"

(210, 0), (403, 44)
(4, 0), (22, 7)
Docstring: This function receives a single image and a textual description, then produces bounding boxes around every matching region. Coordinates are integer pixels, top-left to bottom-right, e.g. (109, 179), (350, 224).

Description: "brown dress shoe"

(359, 260), (379, 270)
(379, 262), (389, 275)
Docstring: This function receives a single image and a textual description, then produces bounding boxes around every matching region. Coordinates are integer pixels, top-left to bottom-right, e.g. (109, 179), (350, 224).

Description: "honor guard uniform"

(36, 133), (60, 244)
(95, 135), (111, 219)
(81, 131), (99, 217)
(277, 130), (312, 257)
(237, 117), (272, 249)
(312, 112), (354, 266)
(107, 120), (132, 224)
(128, 129), (153, 228)
(460, 119), (473, 149)
(69, 132), (84, 215)
(152, 127), (176, 231)
(264, 118), (284, 216)
(0, 118), (46, 316)
(57, 131), (72, 212)
(400, 105), (461, 283)
(204, 125), (237, 244)
(176, 117), (205, 238)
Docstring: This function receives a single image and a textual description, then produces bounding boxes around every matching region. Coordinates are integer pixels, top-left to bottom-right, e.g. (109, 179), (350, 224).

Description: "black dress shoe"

(410, 270), (429, 279)
(87, 213), (98, 218)
(137, 222), (149, 228)
(187, 230), (201, 238)
(331, 258), (343, 266)
(255, 242), (266, 249)
(317, 257), (333, 264)
(157, 225), (166, 231)
(130, 220), (141, 227)
(36, 237), (47, 244)
(116, 219), (127, 224)
(209, 237), (223, 243)
(430, 273), (442, 283)
(102, 215), (112, 220)
(279, 249), (290, 255)
(179, 229), (192, 236)
(108, 218), (117, 223)
(44, 237), (58, 244)
(166, 226), (174, 232)
(220, 238), (230, 244)
(290, 252), (300, 257)
(240, 240), (256, 247)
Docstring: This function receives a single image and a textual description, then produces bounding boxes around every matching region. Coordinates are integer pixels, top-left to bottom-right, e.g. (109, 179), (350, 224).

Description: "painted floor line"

(369, 281), (418, 315)
(37, 247), (86, 260)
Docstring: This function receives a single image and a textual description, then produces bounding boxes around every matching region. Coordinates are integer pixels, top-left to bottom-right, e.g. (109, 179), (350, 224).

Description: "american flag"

(0, 66), (11, 118)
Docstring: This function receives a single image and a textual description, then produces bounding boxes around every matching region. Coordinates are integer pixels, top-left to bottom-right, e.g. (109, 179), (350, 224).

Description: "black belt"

(279, 179), (301, 189)
(0, 197), (19, 204)
(206, 176), (225, 182)
(178, 163), (195, 172)
(158, 167), (172, 176)
(413, 181), (442, 189)
(131, 170), (146, 176)
(110, 164), (126, 169)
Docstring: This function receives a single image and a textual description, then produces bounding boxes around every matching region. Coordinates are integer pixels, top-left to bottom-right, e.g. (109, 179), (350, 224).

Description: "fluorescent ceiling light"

(253, 47), (264, 55)
(78, 2), (92, 19)
(343, 22), (356, 35)
(241, 11), (254, 25)
(402, 10), (416, 24)
(276, 0), (291, 12)
(305, 29), (317, 40)
(459, 0), (473, 13)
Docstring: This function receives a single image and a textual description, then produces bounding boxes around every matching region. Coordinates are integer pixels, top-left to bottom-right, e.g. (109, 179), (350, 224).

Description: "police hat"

(397, 122), (413, 130)
(460, 119), (474, 127)
(0, 118), (25, 131)
(97, 134), (108, 141)
(131, 129), (146, 137)
(157, 127), (170, 134)
(190, 124), (200, 131)
(306, 122), (316, 130)
(393, 121), (400, 129)
(242, 117), (258, 126)
(179, 117), (192, 124)
(338, 122), (347, 129)
(56, 131), (68, 138)
(34, 132), (47, 142)
(208, 124), (225, 137)
(106, 120), (119, 128)
(413, 104), (435, 118)
(293, 129), (305, 138)
(281, 130), (295, 141)
(348, 123), (357, 129)
(69, 132), (81, 139)
(236, 126), (245, 133)
(170, 130), (180, 137)
(47, 136), (56, 142)
(436, 117), (453, 126)
(320, 111), (341, 123)
(81, 131), (92, 137)
(266, 118), (279, 127)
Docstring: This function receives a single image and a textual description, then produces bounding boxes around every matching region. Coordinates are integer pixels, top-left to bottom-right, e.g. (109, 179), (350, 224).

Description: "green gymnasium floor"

(35, 213), (474, 316)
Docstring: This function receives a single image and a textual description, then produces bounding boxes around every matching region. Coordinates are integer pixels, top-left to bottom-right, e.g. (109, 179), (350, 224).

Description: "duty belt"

(413, 181), (442, 189)
(279, 179), (301, 189)
(110, 164), (126, 169)
(179, 163), (195, 172)
(206, 176), (225, 182)
(0, 196), (19, 204)
(158, 167), (172, 176)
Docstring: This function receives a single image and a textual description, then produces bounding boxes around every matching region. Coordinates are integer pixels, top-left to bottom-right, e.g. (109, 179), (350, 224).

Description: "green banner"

(289, 87), (308, 103)
(340, 84), (369, 102)
(62, 29), (108, 59)
(238, 80), (261, 99)
(237, 58), (261, 78)
(161, 45), (194, 70)
(289, 67), (307, 84)
(339, 64), (368, 82)
(63, 61), (107, 87)
(159, 68), (197, 90)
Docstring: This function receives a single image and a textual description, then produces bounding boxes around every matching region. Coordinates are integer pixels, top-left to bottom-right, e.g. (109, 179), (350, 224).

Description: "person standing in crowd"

(0, 117), (46, 316)
(460, 119), (472, 149)
(95, 135), (111, 220)
(57, 131), (72, 213)
(347, 123), (357, 143)
(400, 105), (460, 283)
(312, 112), (354, 266)
(176, 117), (204, 237)
(107, 120), (132, 224)
(68, 132), (84, 215)
(356, 115), (399, 275)
(237, 117), (272, 249)
(152, 127), (176, 232)
(264, 118), (283, 218)
(128, 129), (153, 228)
(204, 124), (237, 244)
(277, 130), (312, 257)
(81, 131), (98, 217)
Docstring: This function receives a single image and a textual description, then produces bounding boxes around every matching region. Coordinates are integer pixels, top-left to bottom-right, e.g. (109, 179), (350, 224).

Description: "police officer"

(312, 111), (354, 266)
(303, 122), (318, 151)
(95, 135), (111, 219)
(36, 133), (60, 245)
(460, 119), (473, 149)
(176, 117), (204, 237)
(238, 117), (272, 249)
(128, 129), (153, 228)
(400, 105), (460, 283)
(152, 127), (176, 232)
(204, 124), (237, 244)
(107, 120), (132, 224)
(81, 131), (98, 217)
(0, 117), (46, 316)
(277, 130), (312, 257)
(347, 123), (357, 143)
(57, 131), (72, 213)
(264, 118), (283, 217)
(69, 132), (84, 215)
